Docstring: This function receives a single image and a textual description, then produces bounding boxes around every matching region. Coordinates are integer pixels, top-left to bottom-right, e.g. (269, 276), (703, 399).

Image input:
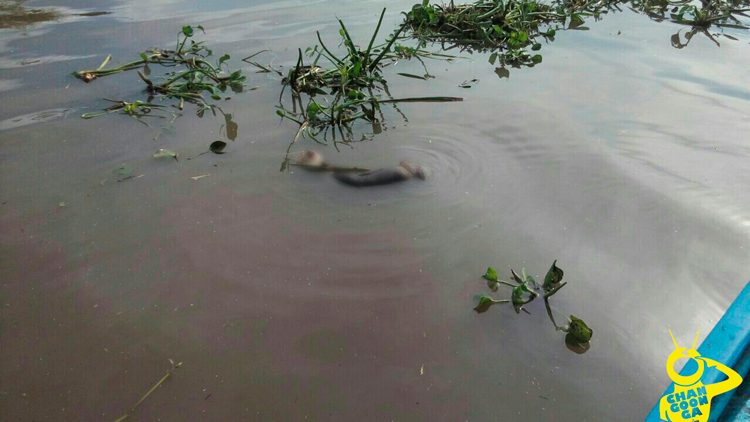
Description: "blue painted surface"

(645, 281), (750, 421)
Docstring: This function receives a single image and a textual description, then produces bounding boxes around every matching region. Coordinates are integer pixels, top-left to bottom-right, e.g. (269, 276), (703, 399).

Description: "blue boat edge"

(645, 280), (750, 421)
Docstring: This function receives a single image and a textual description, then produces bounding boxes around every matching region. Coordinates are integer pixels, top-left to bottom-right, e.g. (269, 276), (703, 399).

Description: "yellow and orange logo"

(658, 330), (743, 421)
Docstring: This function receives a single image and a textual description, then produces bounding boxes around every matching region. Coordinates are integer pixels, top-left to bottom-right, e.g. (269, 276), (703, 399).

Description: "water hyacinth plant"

(75, 25), (246, 120)
(476, 261), (593, 352)
(404, 0), (750, 75)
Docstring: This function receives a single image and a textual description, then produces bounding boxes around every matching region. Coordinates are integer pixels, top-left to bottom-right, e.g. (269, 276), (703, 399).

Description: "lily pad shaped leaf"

(209, 140), (227, 154)
(483, 267), (498, 282)
(567, 315), (593, 343)
(474, 295), (496, 314)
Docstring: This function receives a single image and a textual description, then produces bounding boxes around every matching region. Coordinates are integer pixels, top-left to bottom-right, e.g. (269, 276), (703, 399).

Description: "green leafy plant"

(75, 25), (246, 119)
(404, 0), (561, 75)
(268, 8), (462, 162)
(81, 99), (162, 118)
(475, 260), (593, 350)
(405, 0), (750, 77)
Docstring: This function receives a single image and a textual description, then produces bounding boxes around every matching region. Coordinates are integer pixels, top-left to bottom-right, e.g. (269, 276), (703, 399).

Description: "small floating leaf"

(153, 148), (179, 161)
(224, 114), (238, 141)
(511, 283), (537, 314)
(494, 67), (510, 79)
(182, 25), (194, 37)
(567, 315), (593, 343)
(569, 14), (585, 29)
(543, 260), (564, 292)
(458, 79), (478, 88)
(473, 295), (496, 313)
(565, 333), (591, 354)
(115, 165), (133, 180)
(482, 267), (498, 282)
(209, 140), (227, 154)
(484, 267), (500, 291)
(114, 165), (142, 182)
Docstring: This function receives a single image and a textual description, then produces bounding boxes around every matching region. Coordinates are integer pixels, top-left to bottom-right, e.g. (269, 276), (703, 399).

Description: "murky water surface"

(2, 0), (749, 420)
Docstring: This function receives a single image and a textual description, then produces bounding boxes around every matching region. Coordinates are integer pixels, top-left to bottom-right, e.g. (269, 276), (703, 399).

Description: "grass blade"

(96, 54), (112, 71)
(397, 72), (430, 80)
(365, 8), (387, 59)
(378, 96), (463, 103)
(316, 31), (343, 65)
(113, 360), (183, 422)
(369, 23), (406, 71)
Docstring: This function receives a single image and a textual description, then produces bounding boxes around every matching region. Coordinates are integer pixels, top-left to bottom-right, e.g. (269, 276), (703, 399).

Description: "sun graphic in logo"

(658, 330), (743, 421)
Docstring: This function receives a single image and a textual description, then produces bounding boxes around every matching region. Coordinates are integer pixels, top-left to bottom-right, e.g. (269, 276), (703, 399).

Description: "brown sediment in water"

(0, 190), (459, 420)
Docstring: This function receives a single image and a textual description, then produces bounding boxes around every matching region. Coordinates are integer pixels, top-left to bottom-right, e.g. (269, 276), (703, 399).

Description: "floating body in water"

(293, 150), (425, 187)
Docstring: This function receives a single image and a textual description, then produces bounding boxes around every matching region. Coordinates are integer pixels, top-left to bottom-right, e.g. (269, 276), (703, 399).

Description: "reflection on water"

(0, 107), (70, 130)
(1, 0), (750, 420)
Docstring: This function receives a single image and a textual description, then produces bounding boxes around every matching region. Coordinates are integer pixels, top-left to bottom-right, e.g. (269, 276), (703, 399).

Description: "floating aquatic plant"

(404, 0), (750, 77)
(476, 260), (593, 353)
(268, 8), (462, 163)
(404, 0), (561, 74)
(75, 25), (246, 120)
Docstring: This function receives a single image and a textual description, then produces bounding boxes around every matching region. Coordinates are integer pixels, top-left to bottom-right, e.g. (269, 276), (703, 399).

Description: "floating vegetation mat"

(71, 2), (750, 158)
(404, 0), (750, 73)
(404, 0), (559, 69)
(75, 25), (246, 125)
(270, 8), (463, 160)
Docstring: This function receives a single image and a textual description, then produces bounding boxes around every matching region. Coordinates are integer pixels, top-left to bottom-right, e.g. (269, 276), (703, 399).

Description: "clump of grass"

(630, 0), (750, 28)
(404, 0), (561, 70)
(630, 0), (750, 46)
(75, 25), (246, 119)
(272, 8), (462, 152)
